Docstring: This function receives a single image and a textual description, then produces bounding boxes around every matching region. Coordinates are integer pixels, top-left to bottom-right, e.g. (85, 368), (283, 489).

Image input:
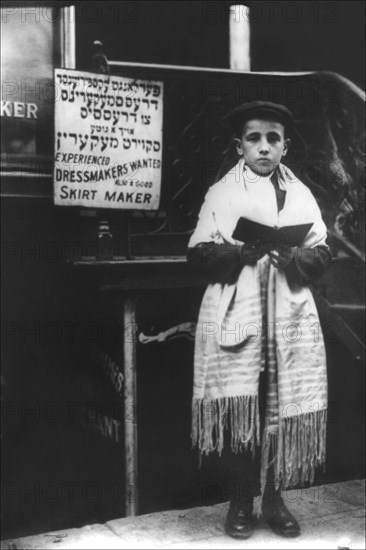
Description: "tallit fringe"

(258, 408), (327, 516)
(278, 408), (327, 487)
(257, 430), (278, 518)
(191, 395), (260, 456)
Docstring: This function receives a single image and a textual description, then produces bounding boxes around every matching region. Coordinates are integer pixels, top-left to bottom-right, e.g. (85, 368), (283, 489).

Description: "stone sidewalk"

(2, 479), (365, 549)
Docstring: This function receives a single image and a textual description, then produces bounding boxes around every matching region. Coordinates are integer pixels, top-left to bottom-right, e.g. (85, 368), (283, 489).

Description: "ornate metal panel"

(102, 63), (364, 258)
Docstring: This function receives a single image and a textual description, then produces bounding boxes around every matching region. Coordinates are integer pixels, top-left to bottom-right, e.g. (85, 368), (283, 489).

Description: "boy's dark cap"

(227, 100), (294, 134)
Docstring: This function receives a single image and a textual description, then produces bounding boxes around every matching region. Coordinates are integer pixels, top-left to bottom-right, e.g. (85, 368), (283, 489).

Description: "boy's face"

(234, 118), (290, 176)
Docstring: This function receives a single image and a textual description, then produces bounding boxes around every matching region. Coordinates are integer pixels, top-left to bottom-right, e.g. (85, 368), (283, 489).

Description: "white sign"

(54, 69), (163, 210)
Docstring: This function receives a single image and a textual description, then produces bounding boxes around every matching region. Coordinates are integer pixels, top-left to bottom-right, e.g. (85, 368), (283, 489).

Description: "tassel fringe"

(191, 395), (260, 455)
(277, 408), (327, 488)
(257, 408), (327, 516)
(258, 430), (278, 517)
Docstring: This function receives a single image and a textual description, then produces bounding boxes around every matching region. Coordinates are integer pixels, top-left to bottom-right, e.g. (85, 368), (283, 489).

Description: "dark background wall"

(75, 1), (365, 88)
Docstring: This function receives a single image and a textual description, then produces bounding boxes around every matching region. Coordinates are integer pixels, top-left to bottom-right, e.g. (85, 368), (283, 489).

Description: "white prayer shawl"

(189, 159), (328, 492)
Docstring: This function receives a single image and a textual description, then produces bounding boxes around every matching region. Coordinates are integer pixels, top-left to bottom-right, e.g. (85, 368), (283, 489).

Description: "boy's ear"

(282, 138), (291, 156)
(234, 138), (243, 156)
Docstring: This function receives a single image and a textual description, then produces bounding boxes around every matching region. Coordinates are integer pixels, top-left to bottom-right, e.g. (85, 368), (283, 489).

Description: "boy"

(187, 101), (330, 539)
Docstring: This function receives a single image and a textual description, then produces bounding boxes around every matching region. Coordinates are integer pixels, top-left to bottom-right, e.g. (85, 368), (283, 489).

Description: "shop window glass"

(1, 3), (61, 167)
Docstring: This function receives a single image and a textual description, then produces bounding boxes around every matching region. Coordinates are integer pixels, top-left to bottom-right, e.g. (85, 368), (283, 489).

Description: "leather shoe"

(262, 495), (300, 537)
(225, 499), (255, 539)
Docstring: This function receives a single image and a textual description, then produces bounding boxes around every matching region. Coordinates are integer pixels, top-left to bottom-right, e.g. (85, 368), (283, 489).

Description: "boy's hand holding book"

(269, 245), (297, 269)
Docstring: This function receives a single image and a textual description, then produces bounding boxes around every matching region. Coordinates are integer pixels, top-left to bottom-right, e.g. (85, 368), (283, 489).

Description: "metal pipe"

(123, 296), (138, 516)
(61, 5), (76, 69)
(229, 4), (251, 71)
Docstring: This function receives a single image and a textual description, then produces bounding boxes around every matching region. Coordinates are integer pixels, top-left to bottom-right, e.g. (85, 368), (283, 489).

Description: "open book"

(232, 218), (313, 247)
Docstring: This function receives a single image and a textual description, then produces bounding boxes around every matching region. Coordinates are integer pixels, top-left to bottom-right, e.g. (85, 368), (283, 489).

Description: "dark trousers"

(226, 446), (262, 503)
